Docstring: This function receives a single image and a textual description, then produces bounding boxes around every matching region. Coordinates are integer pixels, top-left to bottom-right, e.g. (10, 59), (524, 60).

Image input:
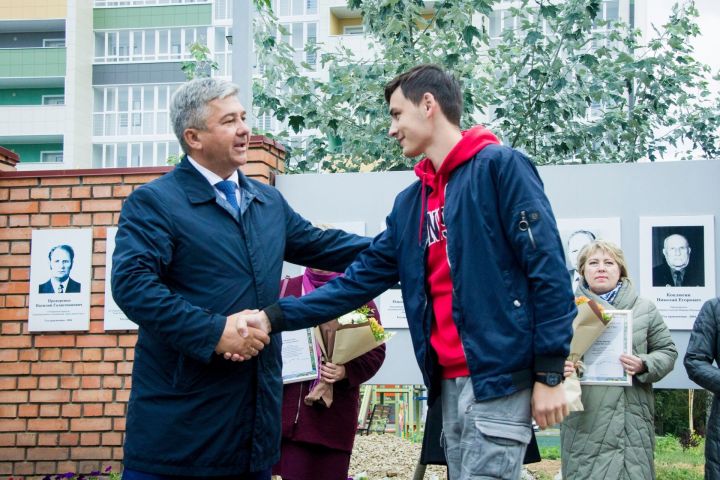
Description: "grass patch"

(539, 446), (561, 460)
(655, 435), (704, 480)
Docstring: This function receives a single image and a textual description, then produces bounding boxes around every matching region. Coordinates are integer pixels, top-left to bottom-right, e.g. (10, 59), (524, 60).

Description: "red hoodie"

(414, 126), (500, 379)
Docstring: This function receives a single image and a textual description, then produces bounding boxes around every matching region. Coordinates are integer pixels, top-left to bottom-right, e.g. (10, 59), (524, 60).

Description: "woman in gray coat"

(561, 240), (677, 479)
(684, 297), (720, 480)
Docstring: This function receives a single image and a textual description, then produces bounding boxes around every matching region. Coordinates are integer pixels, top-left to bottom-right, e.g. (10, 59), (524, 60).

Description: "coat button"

(513, 300), (521, 307)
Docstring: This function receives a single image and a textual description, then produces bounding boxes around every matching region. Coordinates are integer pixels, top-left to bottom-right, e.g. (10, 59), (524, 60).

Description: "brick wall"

(0, 137), (285, 478)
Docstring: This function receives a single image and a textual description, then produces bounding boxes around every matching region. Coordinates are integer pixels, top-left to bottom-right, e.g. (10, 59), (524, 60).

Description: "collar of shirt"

(187, 155), (240, 204)
(51, 278), (69, 293)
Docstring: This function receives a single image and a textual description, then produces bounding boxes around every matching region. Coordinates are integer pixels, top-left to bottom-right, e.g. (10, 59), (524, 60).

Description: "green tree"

(181, 42), (219, 80)
(253, 0), (719, 171)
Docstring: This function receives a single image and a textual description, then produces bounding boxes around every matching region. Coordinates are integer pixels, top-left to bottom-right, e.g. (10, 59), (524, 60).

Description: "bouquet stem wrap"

(565, 298), (612, 411)
(305, 312), (391, 408)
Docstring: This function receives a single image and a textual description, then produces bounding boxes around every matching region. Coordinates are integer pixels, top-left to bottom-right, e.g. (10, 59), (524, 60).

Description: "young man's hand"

(532, 382), (569, 429)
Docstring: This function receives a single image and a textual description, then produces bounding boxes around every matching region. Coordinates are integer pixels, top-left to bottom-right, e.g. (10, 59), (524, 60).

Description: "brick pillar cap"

(0, 146), (20, 170)
(249, 135), (286, 152)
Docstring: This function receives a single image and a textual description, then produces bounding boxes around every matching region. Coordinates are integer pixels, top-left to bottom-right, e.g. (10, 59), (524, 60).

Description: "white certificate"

(281, 328), (319, 384)
(580, 309), (633, 386)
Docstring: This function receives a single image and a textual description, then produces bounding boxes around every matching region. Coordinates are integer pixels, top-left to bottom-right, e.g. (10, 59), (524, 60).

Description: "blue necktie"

(215, 180), (239, 212)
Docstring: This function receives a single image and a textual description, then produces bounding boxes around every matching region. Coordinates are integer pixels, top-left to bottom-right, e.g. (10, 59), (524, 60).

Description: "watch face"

(546, 373), (562, 386)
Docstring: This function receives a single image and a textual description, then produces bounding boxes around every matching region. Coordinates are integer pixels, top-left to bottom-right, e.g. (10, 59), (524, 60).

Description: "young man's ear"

(184, 129), (202, 151)
(422, 92), (436, 116)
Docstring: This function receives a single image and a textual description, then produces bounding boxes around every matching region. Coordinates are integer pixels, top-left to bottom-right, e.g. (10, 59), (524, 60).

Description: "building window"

(214, 0), (232, 20)
(92, 141), (181, 168)
(42, 95), (65, 105)
(93, 85), (179, 138)
(43, 38), (65, 48)
(94, 0), (207, 6)
(280, 21), (318, 71)
(40, 151), (63, 163)
(343, 25), (364, 36)
(276, 0), (316, 17)
(94, 27), (209, 63)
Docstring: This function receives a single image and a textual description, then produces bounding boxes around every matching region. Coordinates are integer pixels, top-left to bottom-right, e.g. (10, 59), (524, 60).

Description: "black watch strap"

(535, 372), (564, 387)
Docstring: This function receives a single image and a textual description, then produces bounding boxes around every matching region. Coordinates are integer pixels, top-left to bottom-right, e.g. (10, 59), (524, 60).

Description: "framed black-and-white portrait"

(639, 215), (715, 329)
(29, 229), (92, 331)
(557, 217), (622, 293)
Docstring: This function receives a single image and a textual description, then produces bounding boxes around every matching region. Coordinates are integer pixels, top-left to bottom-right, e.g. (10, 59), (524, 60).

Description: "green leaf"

(288, 115), (305, 133)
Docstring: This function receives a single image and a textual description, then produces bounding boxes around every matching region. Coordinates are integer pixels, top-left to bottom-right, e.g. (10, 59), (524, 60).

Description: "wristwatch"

(535, 372), (564, 387)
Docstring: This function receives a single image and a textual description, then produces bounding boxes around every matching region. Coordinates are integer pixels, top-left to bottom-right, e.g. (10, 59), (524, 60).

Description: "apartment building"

(0, 0), (637, 170)
(0, 0), (233, 170)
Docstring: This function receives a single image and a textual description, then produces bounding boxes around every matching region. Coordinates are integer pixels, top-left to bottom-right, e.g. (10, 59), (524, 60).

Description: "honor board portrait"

(28, 229), (92, 332)
(651, 226), (705, 288)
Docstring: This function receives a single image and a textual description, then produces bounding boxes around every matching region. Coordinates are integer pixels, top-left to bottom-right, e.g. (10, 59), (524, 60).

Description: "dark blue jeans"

(122, 468), (272, 480)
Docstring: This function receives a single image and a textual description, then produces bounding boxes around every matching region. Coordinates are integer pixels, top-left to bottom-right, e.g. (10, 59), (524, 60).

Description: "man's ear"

(184, 128), (202, 151)
(422, 92), (436, 116)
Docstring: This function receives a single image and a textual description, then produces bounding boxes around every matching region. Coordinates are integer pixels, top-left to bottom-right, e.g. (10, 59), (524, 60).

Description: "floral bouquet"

(565, 296), (613, 411)
(305, 305), (393, 408)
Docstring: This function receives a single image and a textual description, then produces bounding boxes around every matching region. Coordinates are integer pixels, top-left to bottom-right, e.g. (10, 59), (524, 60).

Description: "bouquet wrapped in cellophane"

(565, 296), (613, 411)
(305, 305), (393, 408)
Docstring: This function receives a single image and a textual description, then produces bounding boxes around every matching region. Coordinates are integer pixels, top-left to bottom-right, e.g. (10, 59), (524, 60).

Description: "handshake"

(214, 310), (273, 362)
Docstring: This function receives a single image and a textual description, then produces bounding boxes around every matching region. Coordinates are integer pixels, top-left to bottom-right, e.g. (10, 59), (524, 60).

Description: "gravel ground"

(349, 433), (447, 479)
(348, 433), (561, 480)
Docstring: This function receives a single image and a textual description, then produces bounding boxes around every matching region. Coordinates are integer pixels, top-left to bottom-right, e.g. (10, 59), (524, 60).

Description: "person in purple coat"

(272, 268), (386, 480)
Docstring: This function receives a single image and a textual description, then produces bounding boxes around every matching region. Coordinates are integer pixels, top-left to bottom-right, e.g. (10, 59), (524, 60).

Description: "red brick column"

(0, 147), (19, 172)
(0, 139), (284, 477)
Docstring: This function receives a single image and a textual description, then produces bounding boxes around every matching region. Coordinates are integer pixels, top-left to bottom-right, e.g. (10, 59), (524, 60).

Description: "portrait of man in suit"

(565, 230), (596, 292)
(38, 244), (82, 294)
(652, 232), (705, 287)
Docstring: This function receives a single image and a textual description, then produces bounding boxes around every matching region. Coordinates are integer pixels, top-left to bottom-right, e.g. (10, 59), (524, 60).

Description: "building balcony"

(0, 47), (66, 87)
(0, 104), (67, 140)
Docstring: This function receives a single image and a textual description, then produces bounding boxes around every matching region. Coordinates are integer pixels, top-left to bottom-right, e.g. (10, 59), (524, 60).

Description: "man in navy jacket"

(238, 65), (576, 479)
(111, 78), (369, 479)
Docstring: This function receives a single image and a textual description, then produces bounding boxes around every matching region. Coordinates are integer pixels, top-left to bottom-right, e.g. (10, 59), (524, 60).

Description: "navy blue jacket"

(111, 158), (369, 476)
(269, 145), (576, 403)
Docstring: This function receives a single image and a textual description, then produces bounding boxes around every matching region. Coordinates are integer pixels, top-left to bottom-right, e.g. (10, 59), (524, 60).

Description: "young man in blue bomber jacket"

(238, 65), (577, 480)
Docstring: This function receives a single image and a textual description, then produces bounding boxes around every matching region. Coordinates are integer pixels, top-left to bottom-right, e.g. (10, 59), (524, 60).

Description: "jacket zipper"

(519, 210), (537, 249)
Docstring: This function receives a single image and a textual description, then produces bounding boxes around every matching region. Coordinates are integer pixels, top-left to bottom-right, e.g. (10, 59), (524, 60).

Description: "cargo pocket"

(469, 418), (531, 478)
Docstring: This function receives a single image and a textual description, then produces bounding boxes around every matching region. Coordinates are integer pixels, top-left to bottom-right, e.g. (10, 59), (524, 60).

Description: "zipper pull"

(519, 210), (537, 249)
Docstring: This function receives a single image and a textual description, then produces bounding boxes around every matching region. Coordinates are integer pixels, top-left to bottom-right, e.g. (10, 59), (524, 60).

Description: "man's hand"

(235, 310), (272, 337)
(215, 312), (270, 361)
(320, 362), (346, 384)
(532, 382), (569, 429)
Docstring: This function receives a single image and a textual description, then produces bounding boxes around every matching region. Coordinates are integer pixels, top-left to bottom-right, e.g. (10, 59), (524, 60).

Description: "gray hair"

(170, 78), (240, 154)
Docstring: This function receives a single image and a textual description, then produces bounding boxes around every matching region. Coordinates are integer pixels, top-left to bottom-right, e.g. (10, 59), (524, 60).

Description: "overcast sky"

(644, 0), (719, 90)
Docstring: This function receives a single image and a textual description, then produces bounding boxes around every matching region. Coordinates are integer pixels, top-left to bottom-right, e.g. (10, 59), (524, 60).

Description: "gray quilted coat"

(561, 279), (677, 480)
(684, 297), (720, 480)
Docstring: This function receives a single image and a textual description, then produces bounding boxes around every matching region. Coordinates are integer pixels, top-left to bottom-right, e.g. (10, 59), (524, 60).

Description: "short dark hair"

(48, 244), (75, 263)
(384, 64), (463, 126)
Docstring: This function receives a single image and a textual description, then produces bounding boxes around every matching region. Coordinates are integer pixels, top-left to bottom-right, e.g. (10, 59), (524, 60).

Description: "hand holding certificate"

(564, 297), (613, 411)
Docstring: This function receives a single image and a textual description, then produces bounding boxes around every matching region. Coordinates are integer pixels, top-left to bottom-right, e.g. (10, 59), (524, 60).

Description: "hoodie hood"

(413, 125), (500, 183)
(413, 126), (500, 244)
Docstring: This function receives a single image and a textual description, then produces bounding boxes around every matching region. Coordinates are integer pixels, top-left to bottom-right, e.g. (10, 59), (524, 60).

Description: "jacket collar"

(174, 155), (265, 205)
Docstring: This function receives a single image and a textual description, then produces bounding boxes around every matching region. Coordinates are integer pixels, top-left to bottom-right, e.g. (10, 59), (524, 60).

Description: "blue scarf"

(598, 282), (622, 306)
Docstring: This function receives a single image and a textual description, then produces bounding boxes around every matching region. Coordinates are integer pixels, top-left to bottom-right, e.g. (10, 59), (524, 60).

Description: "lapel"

(174, 156), (264, 223)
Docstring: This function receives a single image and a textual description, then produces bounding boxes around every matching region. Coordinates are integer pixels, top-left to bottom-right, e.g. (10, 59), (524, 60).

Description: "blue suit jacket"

(111, 157), (370, 476)
(38, 278), (81, 294)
